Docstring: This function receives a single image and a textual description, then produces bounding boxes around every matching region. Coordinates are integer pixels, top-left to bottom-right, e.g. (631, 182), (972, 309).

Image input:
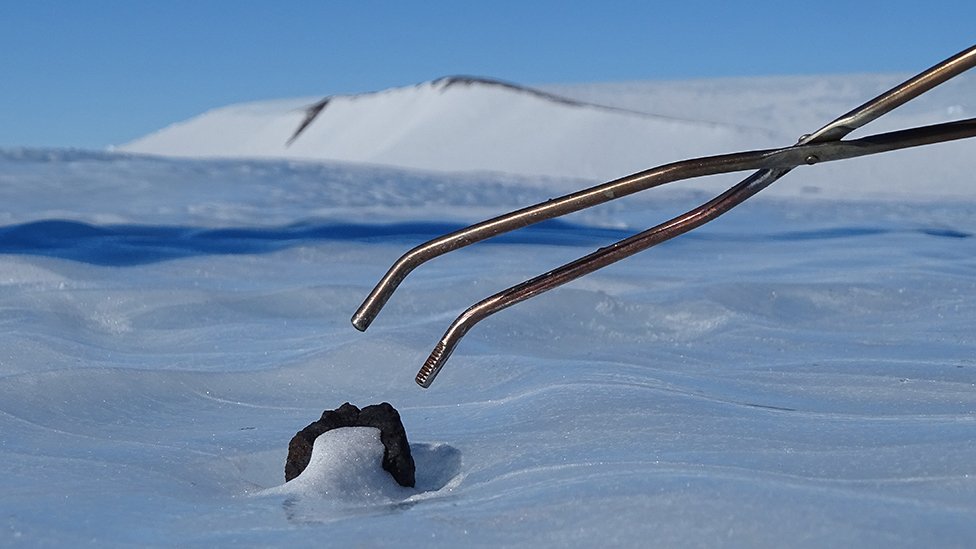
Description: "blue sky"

(2, 1), (973, 149)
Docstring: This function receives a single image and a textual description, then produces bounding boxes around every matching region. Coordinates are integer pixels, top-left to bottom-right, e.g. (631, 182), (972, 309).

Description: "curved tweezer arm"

(415, 120), (976, 387)
(351, 45), (976, 388)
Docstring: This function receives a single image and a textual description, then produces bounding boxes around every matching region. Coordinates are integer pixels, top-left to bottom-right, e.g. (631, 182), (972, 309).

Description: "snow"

(121, 77), (774, 183)
(117, 73), (976, 200)
(2, 71), (976, 546)
(258, 426), (462, 511)
(260, 427), (407, 500)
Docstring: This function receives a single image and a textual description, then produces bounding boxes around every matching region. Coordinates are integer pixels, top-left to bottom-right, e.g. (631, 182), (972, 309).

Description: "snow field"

(2, 66), (975, 545)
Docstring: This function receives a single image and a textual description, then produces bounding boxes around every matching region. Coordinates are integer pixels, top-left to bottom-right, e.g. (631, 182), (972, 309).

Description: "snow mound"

(262, 427), (409, 501)
(258, 426), (463, 516)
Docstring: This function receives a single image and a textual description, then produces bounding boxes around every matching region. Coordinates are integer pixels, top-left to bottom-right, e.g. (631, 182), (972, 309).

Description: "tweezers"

(351, 44), (976, 388)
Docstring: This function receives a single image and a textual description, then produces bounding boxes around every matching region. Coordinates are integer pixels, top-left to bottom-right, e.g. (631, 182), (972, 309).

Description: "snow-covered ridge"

(118, 74), (780, 181)
(289, 75), (734, 138)
(118, 72), (974, 197)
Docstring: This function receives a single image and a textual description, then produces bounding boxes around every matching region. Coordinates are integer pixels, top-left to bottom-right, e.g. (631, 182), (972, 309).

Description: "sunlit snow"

(2, 71), (975, 546)
(118, 73), (976, 199)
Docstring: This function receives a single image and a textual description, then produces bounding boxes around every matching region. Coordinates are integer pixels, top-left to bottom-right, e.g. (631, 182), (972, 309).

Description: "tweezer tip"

(416, 341), (448, 388)
(350, 306), (375, 332)
(351, 316), (369, 332)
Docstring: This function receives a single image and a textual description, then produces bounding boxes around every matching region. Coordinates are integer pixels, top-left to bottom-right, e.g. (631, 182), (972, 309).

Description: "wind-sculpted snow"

(1, 150), (975, 546)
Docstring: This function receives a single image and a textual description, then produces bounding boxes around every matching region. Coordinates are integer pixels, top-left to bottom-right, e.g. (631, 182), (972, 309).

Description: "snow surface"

(2, 72), (976, 546)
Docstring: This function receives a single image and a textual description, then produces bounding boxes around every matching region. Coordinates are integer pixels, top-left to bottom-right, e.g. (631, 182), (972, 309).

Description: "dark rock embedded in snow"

(285, 402), (416, 487)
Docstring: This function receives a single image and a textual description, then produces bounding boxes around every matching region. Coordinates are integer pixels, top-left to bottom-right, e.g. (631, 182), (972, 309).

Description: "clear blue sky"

(2, 1), (973, 149)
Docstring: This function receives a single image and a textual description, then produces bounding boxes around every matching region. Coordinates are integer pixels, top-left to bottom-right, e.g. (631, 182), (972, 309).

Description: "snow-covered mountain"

(120, 76), (776, 181)
(119, 73), (975, 198)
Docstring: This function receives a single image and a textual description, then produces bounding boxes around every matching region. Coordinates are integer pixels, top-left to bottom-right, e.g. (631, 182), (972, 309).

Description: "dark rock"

(285, 402), (416, 487)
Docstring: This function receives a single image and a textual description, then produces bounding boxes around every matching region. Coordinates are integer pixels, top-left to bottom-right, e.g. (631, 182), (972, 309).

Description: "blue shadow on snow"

(0, 219), (969, 267)
(0, 219), (634, 266)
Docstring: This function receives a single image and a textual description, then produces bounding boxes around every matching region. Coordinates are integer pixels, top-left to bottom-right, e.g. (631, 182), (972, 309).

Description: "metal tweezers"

(351, 44), (976, 388)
